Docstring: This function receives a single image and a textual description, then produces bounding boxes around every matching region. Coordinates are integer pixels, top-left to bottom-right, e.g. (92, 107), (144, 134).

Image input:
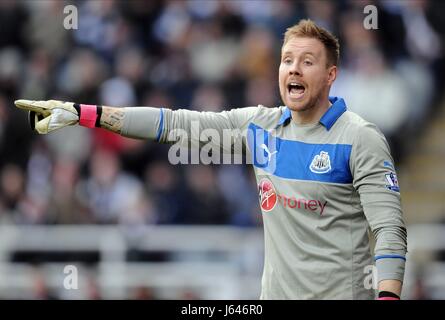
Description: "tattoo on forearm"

(100, 106), (125, 133)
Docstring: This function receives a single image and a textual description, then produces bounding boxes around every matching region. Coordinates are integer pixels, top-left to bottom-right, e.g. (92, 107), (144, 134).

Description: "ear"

(327, 65), (337, 86)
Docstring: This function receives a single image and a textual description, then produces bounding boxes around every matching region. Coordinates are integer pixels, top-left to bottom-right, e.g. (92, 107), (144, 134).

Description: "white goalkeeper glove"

(14, 99), (101, 134)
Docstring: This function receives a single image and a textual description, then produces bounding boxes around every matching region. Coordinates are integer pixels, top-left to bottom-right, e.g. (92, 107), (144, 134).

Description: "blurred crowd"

(0, 0), (444, 230)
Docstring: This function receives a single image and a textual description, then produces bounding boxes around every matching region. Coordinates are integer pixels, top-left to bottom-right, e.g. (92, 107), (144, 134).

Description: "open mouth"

(287, 82), (305, 98)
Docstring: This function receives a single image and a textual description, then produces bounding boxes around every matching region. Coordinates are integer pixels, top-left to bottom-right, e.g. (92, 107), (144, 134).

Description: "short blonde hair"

(283, 19), (340, 67)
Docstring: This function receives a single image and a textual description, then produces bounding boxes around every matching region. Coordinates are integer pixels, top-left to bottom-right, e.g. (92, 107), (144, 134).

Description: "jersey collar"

(320, 96), (347, 130)
(277, 96), (347, 130)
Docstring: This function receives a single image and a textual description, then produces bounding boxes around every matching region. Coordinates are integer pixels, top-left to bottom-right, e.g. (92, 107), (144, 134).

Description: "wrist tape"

(74, 104), (103, 128)
(378, 291), (400, 300)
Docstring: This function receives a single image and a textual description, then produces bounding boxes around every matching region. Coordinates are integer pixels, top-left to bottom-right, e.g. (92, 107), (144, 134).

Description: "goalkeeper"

(15, 19), (407, 300)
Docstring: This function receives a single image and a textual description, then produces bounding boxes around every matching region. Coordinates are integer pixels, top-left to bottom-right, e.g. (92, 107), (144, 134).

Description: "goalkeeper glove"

(14, 99), (102, 134)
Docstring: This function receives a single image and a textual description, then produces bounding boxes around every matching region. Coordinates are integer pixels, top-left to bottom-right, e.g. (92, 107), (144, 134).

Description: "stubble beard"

(286, 94), (320, 113)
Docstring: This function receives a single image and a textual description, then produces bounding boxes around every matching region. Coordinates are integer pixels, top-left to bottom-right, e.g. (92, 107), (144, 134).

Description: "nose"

(289, 61), (302, 76)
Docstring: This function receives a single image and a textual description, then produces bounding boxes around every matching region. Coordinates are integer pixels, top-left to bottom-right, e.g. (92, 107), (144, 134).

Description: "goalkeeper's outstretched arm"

(14, 99), (258, 150)
(14, 100), (157, 138)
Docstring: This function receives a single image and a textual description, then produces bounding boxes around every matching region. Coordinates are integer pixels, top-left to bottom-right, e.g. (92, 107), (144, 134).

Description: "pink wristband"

(79, 104), (98, 128)
(378, 297), (399, 300)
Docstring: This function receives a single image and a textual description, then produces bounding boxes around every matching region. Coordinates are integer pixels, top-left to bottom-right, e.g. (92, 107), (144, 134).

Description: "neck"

(291, 97), (332, 125)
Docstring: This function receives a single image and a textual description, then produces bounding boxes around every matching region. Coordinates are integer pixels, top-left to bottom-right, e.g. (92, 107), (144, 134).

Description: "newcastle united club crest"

(310, 151), (331, 174)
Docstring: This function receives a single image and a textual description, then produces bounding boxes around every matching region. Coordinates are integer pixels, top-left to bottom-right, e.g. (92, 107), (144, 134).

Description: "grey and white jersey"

(121, 96), (407, 300)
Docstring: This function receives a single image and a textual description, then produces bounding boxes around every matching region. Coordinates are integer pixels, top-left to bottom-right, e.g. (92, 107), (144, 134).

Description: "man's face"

(279, 36), (336, 112)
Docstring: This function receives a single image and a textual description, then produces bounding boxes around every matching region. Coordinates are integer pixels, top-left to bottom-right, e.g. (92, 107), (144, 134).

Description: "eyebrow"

(282, 51), (317, 58)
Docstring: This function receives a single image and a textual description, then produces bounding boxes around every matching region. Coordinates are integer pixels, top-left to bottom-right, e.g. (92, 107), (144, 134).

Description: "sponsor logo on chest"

(258, 178), (327, 216)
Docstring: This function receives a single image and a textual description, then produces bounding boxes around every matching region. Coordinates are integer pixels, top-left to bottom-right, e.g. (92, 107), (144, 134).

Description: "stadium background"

(0, 0), (444, 299)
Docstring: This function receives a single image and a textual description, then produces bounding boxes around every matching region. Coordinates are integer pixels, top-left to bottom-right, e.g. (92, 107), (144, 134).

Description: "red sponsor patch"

(258, 178), (277, 212)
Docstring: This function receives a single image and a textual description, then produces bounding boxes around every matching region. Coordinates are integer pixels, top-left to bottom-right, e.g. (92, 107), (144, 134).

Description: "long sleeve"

(350, 122), (408, 283)
(122, 106), (259, 153)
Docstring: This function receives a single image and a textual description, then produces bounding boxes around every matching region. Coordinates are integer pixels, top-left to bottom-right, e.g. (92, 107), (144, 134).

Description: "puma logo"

(260, 143), (277, 162)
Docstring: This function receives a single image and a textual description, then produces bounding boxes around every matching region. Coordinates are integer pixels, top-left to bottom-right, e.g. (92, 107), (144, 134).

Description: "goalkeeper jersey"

(127, 96), (407, 300)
